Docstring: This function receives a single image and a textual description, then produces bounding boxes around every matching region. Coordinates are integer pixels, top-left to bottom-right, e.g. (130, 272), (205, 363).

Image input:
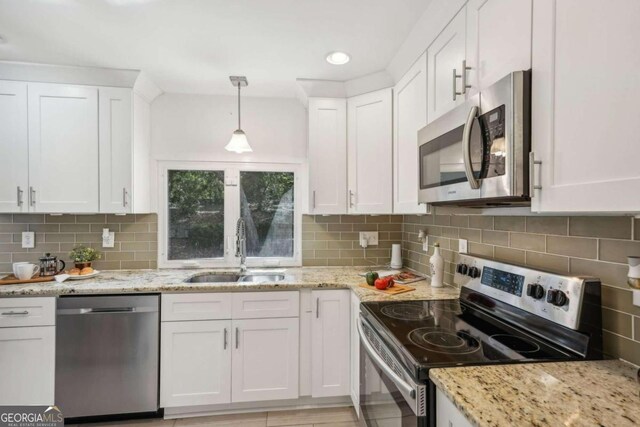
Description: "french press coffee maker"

(39, 253), (66, 276)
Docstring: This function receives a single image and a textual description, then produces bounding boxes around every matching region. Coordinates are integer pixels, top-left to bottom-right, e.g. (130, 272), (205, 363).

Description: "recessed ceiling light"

(326, 51), (350, 65)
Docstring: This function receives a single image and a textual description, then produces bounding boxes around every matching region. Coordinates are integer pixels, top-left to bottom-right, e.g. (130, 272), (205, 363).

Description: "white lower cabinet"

(160, 292), (300, 409)
(349, 293), (360, 416)
(160, 320), (232, 407)
(0, 325), (55, 405)
(311, 289), (350, 398)
(436, 388), (472, 427)
(232, 317), (299, 402)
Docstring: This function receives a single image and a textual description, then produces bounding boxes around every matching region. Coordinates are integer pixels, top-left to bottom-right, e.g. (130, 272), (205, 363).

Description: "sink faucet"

(235, 217), (247, 273)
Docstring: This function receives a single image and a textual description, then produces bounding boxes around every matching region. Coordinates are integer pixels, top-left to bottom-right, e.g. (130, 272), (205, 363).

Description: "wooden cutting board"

(0, 274), (55, 286)
(359, 282), (415, 295)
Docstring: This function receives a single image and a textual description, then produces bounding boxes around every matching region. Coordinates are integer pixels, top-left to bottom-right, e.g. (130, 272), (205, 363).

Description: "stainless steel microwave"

(418, 70), (531, 206)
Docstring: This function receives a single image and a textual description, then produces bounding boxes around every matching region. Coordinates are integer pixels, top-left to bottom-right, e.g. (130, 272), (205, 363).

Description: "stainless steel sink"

(238, 274), (286, 283)
(186, 273), (241, 283)
(185, 272), (286, 284)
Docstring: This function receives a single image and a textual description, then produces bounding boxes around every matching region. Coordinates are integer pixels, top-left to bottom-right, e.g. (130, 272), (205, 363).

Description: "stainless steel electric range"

(357, 255), (603, 427)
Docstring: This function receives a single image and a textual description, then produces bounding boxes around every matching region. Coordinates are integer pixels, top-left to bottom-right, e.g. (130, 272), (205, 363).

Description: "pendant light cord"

(238, 84), (241, 129)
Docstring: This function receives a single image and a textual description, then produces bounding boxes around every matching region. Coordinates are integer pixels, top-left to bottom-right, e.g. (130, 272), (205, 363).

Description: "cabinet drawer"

(232, 291), (299, 319)
(0, 297), (55, 328)
(161, 293), (232, 321)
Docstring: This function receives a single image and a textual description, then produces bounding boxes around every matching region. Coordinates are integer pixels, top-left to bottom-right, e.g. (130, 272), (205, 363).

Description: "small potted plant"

(69, 246), (101, 270)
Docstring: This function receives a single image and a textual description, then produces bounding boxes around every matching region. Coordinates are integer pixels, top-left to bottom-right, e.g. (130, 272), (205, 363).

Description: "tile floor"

(66, 406), (359, 427)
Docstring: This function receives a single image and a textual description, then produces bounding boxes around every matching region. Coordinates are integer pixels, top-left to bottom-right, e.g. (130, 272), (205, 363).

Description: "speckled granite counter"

(0, 267), (460, 301)
(430, 359), (640, 427)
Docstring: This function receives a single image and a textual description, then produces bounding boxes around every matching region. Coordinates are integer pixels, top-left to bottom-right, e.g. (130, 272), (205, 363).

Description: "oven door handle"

(462, 105), (481, 190)
(357, 319), (416, 399)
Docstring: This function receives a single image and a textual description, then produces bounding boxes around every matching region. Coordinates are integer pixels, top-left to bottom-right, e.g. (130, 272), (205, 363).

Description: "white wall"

(150, 93), (308, 210)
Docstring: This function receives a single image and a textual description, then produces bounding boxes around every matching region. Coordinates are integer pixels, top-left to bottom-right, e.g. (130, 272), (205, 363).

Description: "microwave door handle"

(463, 106), (481, 190)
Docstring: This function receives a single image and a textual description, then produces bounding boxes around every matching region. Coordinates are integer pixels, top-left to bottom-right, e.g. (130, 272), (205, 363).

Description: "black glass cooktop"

(361, 299), (574, 380)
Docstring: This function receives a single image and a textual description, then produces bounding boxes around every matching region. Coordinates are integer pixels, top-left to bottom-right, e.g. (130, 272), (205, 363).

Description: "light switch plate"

(359, 232), (378, 246)
(459, 239), (468, 254)
(21, 231), (35, 249)
(633, 290), (640, 307)
(102, 230), (115, 248)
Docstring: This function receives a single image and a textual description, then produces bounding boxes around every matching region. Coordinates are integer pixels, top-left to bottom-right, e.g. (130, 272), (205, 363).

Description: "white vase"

(429, 243), (444, 288)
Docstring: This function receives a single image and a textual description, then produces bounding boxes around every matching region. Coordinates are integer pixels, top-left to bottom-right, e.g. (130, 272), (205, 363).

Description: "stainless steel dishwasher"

(55, 295), (159, 419)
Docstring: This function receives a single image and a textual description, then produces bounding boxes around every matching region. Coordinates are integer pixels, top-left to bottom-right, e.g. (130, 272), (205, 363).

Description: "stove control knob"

(456, 263), (469, 275)
(526, 283), (545, 300)
(468, 266), (480, 278)
(546, 289), (569, 307)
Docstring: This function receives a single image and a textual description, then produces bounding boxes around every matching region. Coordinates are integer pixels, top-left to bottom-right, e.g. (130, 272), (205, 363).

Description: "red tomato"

(374, 277), (394, 290)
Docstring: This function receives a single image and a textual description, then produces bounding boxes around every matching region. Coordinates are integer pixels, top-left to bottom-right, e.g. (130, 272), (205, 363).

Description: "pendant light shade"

(225, 76), (252, 153)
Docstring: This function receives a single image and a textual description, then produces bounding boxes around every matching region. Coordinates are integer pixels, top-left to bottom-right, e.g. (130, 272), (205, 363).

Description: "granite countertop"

(0, 267), (460, 301)
(430, 359), (640, 427)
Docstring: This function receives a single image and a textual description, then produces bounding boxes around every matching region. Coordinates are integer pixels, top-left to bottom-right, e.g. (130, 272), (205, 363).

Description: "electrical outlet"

(423, 236), (430, 252)
(633, 290), (640, 307)
(359, 232), (378, 246)
(21, 231), (35, 249)
(459, 239), (468, 254)
(102, 228), (115, 248)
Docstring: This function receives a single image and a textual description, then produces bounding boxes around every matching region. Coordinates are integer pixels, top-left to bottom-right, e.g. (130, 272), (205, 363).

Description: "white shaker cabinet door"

(427, 6), (467, 123)
(311, 289), (350, 398)
(0, 81), (29, 213)
(349, 292), (361, 415)
(531, 0), (640, 212)
(0, 326), (55, 405)
(466, 0), (532, 95)
(347, 88), (393, 214)
(99, 87), (132, 214)
(394, 53), (428, 214)
(231, 317), (299, 403)
(308, 98), (347, 214)
(160, 320), (232, 407)
(28, 83), (99, 213)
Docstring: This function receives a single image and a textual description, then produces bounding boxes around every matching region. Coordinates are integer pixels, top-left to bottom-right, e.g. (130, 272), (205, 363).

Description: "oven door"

(357, 320), (428, 427)
(417, 96), (483, 205)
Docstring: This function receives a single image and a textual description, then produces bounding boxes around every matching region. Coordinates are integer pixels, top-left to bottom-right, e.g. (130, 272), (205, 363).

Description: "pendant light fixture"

(225, 75), (252, 153)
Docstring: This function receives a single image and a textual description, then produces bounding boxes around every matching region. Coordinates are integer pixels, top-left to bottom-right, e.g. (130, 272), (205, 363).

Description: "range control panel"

(455, 254), (588, 330)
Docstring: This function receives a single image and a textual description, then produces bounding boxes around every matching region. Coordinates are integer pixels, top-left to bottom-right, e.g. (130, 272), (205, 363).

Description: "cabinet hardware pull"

(17, 186), (23, 207)
(316, 297), (320, 318)
(224, 328), (228, 349)
(453, 68), (461, 101)
(1, 310), (29, 316)
(349, 190), (355, 209)
(235, 327), (239, 349)
(460, 59), (472, 95)
(29, 187), (36, 206)
(312, 190), (316, 209)
(122, 188), (128, 207)
(529, 152), (542, 195)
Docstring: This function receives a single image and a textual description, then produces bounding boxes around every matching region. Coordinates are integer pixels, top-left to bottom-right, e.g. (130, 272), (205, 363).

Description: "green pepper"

(365, 271), (379, 286)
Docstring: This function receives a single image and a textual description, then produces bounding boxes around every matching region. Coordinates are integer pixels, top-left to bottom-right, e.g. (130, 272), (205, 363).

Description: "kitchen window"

(159, 162), (301, 268)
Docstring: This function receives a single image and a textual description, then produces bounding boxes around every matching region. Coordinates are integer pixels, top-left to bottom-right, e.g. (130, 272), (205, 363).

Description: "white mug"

(12, 262), (28, 277)
(15, 263), (39, 280)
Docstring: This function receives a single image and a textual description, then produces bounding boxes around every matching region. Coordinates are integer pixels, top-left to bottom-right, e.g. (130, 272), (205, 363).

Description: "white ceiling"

(0, 0), (431, 97)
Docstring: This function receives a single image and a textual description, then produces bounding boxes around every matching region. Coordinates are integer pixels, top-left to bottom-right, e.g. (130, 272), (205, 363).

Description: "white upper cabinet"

(466, 0), (532, 95)
(393, 53), (428, 214)
(311, 290), (350, 398)
(531, 0), (640, 212)
(308, 98), (347, 214)
(0, 81), (28, 213)
(347, 88), (393, 214)
(28, 83), (99, 213)
(427, 6), (467, 123)
(99, 87), (133, 214)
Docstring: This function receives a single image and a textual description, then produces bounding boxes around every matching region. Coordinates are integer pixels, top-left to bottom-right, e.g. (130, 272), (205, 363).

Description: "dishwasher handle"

(58, 306), (157, 315)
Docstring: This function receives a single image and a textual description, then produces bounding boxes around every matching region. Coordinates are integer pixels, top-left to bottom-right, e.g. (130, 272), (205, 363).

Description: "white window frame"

(158, 161), (302, 269)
